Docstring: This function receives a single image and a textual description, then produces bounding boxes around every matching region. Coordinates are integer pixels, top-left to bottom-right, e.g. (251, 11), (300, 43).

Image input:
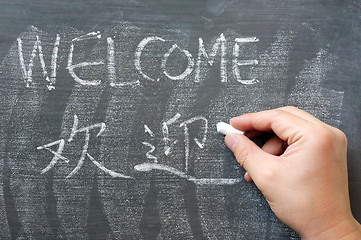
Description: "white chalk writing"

(67, 32), (104, 86)
(233, 37), (259, 84)
(179, 116), (208, 172)
(142, 142), (158, 163)
(36, 114), (240, 185)
(17, 31), (259, 88)
(195, 33), (227, 82)
(17, 34), (60, 89)
(162, 113), (181, 156)
(108, 37), (140, 87)
(161, 44), (194, 81)
(134, 163), (241, 185)
(37, 115), (132, 179)
(134, 114), (239, 185)
(134, 36), (166, 82)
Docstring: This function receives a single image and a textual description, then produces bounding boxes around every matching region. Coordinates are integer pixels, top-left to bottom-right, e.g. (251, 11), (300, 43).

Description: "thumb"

(225, 133), (272, 181)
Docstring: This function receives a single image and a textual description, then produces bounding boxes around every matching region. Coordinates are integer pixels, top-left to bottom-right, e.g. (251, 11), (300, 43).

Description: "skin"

(224, 106), (361, 239)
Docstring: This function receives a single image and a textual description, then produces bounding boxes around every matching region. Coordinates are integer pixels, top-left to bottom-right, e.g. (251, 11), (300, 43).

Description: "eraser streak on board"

(216, 122), (244, 135)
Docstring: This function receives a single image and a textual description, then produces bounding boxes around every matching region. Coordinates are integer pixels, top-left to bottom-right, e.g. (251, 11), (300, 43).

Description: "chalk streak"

(164, 140), (178, 156)
(195, 33), (227, 82)
(107, 37), (139, 87)
(49, 34), (60, 90)
(134, 163), (241, 185)
(180, 116), (208, 172)
(87, 154), (133, 179)
(35, 36), (50, 84)
(67, 41), (104, 86)
(72, 31), (101, 42)
(134, 36), (166, 82)
(236, 60), (259, 66)
(235, 37), (259, 43)
(17, 38), (27, 86)
(142, 142), (157, 163)
(232, 39), (259, 85)
(144, 125), (155, 137)
(37, 139), (68, 174)
(17, 37), (37, 88)
(165, 113), (181, 125)
(17, 34), (61, 90)
(161, 44), (194, 81)
(65, 129), (90, 179)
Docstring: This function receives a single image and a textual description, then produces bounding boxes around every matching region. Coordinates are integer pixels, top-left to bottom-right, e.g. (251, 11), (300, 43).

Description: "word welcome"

(17, 31), (259, 90)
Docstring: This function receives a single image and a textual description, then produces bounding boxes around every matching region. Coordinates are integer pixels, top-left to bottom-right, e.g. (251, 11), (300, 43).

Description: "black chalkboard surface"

(1, 0), (360, 239)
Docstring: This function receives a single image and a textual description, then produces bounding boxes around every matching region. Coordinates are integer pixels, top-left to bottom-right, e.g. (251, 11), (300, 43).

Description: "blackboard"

(0, 0), (360, 239)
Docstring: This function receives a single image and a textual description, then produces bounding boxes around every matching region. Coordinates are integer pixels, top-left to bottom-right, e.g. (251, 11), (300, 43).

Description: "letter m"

(195, 33), (227, 83)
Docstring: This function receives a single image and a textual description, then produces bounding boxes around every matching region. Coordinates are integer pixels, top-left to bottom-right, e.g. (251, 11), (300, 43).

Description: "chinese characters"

(37, 114), (132, 179)
(37, 113), (240, 185)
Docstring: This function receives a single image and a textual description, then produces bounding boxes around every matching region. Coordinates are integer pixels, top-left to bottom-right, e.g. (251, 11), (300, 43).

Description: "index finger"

(278, 106), (324, 124)
(230, 109), (310, 145)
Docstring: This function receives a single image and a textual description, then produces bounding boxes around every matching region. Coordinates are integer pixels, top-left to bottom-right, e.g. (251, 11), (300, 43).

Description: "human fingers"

(244, 130), (264, 138)
(278, 106), (345, 138)
(278, 106), (323, 124)
(244, 172), (253, 182)
(262, 135), (285, 156)
(243, 135), (285, 182)
(230, 109), (309, 145)
(225, 133), (274, 184)
(233, 106), (321, 139)
(240, 106), (316, 138)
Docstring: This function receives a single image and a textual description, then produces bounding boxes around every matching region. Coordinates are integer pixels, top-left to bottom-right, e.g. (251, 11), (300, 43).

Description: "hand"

(225, 106), (361, 239)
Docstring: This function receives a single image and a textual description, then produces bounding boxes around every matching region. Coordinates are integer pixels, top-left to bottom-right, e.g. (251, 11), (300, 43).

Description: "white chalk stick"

(216, 122), (244, 135)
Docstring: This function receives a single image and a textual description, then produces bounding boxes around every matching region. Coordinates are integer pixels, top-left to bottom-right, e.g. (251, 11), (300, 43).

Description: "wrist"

(302, 216), (361, 240)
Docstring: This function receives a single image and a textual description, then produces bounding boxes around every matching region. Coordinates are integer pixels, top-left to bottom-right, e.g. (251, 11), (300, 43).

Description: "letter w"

(17, 34), (60, 90)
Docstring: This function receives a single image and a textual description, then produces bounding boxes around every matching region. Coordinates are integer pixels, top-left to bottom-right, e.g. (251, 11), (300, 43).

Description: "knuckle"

(257, 166), (278, 187)
(272, 109), (286, 120)
(233, 143), (249, 167)
(260, 166), (278, 185)
(334, 128), (348, 147)
(272, 109), (289, 123)
(312, 125), (333, 146)
(273, 108), (284, 115)
(309, 125), (348, 155)
(316, 125), (333, 139)
(311, 125), (345, 149)
(281, 106), (299, 112)
(242, 112), (254, 119)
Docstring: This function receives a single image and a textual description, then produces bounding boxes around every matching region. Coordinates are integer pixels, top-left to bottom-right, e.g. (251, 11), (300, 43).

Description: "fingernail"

(225, 134), (239, 152)
(229, 117), (236, 125)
